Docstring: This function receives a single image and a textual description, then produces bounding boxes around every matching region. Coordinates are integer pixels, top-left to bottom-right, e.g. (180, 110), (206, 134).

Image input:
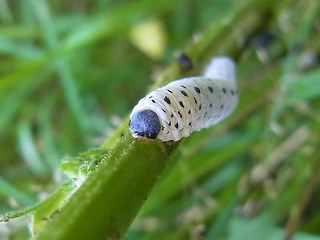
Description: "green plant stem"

(36, 134), (178, 239)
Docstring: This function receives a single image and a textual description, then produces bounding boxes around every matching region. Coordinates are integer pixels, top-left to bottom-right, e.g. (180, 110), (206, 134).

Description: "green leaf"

(228, 216), (320, 240)
(287, 69), (320, 100)
(1, 184), (73, 235)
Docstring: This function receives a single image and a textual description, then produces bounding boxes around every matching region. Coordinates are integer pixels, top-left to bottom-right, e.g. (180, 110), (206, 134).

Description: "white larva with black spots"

(129, 56), (238, 141)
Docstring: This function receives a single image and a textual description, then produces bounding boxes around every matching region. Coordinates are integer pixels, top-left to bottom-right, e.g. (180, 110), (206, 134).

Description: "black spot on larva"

(194, 87), (201, 93)
(164, 96), (171, 104)
(210, 103), (212, 108)
(231, 90), (234, 95)
(188, 122), (192, 126)
(188, 110), (191, 114)
(199, 104), (202, 110)
(129, 109), (161, 139)
(151, 99), (156, 103)
(161, 126), (165, 130)
(208, 86), (213, 93)
(193, 97), (197, 104)
(181, 90), (188, 97)
(179, 101), (184, 108)
(175, 123), (179, 129)
(162, 108), (166, 113)
(167, 89), (172, 93)
(203, 112), (207, 117)
(180, 85), (186, 89)
(221, 104), (224, 109)
(178, 111), (182, 118)
(171, 113), (174, 118)
(167, 131), (170, 134)
(222, 88), (227, 94)
(120, 132), (125, 137)
(168, 121), (171, 126)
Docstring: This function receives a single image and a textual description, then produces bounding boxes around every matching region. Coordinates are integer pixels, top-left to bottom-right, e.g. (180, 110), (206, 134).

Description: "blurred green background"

(1, 0), (320, 239)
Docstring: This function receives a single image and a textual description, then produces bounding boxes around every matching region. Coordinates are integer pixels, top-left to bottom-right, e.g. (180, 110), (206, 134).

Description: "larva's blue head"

(129, 109), (161, 140)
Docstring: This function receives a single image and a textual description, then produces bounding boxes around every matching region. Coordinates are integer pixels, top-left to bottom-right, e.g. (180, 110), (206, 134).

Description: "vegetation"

(0, 0), (320, 239)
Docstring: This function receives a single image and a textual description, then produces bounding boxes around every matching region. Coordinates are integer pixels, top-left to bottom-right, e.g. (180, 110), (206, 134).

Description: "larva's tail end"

(203, 56), (236, 84)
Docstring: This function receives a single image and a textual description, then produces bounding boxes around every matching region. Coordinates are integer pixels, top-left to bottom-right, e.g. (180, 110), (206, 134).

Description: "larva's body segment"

(129, 56), (238, 141)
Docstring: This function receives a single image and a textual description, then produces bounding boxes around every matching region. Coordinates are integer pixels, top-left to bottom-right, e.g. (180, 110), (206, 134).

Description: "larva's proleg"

(129, 56), (238, 141)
